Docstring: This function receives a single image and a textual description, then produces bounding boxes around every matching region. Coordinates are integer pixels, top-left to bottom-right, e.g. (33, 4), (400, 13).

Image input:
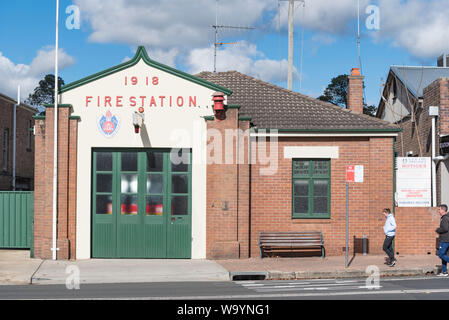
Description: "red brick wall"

(249, 136), (394, 257)
(0, 96), (35, 190)
(395, 207), (440, 255)
(396, 78), (449, 205)
(348, 74), (364, 114)
(33, 107), (78, 260)
(206, 108), (252, 259)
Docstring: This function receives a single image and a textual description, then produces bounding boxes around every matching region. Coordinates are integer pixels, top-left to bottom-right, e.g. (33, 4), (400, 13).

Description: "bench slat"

(259, 231), (324, 259)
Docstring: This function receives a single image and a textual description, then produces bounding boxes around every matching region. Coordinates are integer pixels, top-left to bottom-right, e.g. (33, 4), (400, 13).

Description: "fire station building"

(33, 47), (402, 260)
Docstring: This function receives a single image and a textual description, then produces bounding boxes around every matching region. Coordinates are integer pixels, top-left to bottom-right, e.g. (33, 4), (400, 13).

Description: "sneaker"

(437, 272), (449, 277)
(389, 260), (396, 267)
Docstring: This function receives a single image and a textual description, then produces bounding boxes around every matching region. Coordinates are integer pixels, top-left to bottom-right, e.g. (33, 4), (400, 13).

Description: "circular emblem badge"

(98, 110), (120, 138)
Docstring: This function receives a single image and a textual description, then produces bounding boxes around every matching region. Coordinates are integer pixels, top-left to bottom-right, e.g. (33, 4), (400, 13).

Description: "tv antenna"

(212, 0), (255, 73)
(357, 0), (361, 72)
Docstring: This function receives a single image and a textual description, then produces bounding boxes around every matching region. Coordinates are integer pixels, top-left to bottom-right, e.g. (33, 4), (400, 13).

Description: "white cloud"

(276, 0), (370, 34)
(74, 0), (274, 50)
(186, 42), (296, 83)
(147, 48), (179, 68)
(372, 0), (449, 58)
(0, 47), (75, 100)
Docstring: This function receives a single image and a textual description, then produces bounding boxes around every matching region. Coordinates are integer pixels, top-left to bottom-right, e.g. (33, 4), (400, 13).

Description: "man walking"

(382, 208), (397, 267)
(436, 204), (449, 277)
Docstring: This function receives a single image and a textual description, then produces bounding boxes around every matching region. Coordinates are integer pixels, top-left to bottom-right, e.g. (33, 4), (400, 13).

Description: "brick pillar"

(206, 106), (250, 259)
(34, 106), (78, 260)
(237, 120), (251, 258)
(348, 68), (364, 114)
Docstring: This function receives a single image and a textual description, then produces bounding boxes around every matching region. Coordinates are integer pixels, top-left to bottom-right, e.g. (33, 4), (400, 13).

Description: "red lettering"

(97, 96), (100, 107)
(116, 96), (123, 107)
(105, 96), (112, 107)
(125, 76), (128, 86)
(130, 96), (137, 107)
(189, 96), (197, 107)
(152, 77), (159, 86)
(86, 96), (93, 107)
(150, 96), (157, 107)
(177, 96), (184, 107)
(159, 96), (165, 107)
(131, 77), (138, 85)
(140, 96), (146, 107)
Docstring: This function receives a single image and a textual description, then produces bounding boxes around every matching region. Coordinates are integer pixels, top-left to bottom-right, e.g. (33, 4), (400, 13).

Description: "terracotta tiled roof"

(196, 71), (399, 131)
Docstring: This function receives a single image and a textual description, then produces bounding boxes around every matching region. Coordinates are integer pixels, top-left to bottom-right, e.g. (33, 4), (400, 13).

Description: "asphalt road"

(0, 276), (449, 300)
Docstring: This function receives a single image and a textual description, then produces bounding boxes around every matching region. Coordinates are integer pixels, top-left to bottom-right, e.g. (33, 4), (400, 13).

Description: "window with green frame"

(292, 159), (331, 219)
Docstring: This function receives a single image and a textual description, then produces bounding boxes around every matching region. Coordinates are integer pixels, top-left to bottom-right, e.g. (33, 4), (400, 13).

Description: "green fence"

(0, 192), (34, 250)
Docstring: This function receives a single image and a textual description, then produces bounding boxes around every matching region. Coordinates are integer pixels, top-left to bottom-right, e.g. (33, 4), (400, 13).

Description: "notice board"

(396, 157), (431, 207)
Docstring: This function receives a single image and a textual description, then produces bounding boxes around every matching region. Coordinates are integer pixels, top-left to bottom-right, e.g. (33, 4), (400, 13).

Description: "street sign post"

(345, 165), (364, 268)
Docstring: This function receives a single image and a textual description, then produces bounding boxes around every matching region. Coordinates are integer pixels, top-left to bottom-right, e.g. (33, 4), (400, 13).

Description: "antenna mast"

(357, 0), (361, 72)
(280, 0), (305, 91)
(212, 0), (255, 73)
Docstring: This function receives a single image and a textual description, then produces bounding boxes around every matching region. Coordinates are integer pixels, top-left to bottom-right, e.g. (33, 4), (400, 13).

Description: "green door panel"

(0, 192), (33, 249)
(92, 149), (192, 259)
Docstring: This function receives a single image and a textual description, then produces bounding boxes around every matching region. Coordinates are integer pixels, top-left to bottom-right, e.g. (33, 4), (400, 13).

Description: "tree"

(318, 74), (348, 108)
(318, 74), (377, 117)
(25, 74), (65, 106)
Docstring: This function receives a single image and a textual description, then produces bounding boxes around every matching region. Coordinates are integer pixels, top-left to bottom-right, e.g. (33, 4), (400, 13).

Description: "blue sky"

(1, 0), (447, 107)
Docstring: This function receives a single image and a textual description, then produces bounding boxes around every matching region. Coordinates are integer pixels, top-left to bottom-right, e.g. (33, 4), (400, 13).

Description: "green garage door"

(92, 149), (192, 259)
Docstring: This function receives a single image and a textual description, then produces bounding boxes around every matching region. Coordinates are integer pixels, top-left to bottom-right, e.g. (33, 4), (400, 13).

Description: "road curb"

(265, 267), (440, 280)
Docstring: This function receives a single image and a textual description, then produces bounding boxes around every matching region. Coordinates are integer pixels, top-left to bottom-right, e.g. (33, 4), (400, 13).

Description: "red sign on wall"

(346, 165), (355, 182)
(346, 165), (364, 183)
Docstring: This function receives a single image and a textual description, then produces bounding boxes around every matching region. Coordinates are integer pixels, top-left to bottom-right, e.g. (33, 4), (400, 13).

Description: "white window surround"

(284, 146), (339, 159)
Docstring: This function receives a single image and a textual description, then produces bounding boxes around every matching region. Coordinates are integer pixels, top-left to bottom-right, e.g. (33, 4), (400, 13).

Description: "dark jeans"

(383, 236), (395, 263)
(438, 242), (449, 273)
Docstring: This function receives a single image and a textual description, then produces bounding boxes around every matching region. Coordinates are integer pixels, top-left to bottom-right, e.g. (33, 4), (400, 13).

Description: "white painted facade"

(379, 80), (410, 124)
(60, 59), (222, 260)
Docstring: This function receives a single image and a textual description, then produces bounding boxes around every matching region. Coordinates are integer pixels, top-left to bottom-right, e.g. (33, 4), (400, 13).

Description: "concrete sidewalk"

(217, 254), (442, 280)
(0, 250), (444, 285)
(31, 259), (230, 285)
(0, 250), (43, 285)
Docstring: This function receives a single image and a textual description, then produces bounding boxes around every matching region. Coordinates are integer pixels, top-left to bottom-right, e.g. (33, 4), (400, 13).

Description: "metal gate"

(92, 149), (192, 259)
(0, 192), (34, 249)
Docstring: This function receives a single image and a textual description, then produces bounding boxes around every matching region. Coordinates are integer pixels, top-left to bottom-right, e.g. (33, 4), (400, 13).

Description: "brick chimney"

(347, 68), (365, 114)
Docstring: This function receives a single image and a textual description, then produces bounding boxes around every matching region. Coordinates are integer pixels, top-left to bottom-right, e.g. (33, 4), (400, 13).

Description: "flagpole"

(52, 0), (60, 261)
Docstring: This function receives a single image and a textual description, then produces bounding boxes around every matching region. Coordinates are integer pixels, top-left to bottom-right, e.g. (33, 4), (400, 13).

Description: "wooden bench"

(259, 231), (325, 259)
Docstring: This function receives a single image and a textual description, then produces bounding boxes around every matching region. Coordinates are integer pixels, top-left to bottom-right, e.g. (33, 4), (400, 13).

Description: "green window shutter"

(292, 159), (331, 219)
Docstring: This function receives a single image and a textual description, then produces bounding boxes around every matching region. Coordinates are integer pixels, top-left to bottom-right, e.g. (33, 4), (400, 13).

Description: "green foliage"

(318, 74), (349, 108)
(318, 74), (377, 117)
(25, 74), (65, 107)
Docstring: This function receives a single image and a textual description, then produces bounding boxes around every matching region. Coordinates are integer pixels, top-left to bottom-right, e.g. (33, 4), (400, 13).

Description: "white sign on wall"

(396, 157), (431, 207)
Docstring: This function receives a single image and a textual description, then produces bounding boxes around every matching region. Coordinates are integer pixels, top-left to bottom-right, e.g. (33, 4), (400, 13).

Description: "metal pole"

(432, 116), (437, 206)
(287, 0), (294, 91)
(13, 86), (19, 191)
(52, 0), (60, 261)
(357, 0), (361, 71)
(214, 0), (218, 73)
(346, 182), (349, 268)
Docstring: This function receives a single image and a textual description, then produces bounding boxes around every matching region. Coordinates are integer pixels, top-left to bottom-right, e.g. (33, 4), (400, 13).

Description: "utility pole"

(280, 0), (305, 91)
(212, 0), (254, 73)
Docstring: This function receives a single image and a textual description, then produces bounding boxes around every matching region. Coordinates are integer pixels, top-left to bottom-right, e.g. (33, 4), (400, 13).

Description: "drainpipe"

(52, 0), (60, 260)
(432, 115), (437, 207)
(429, 106), (439, 207)
(13, 86), (19, 191)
